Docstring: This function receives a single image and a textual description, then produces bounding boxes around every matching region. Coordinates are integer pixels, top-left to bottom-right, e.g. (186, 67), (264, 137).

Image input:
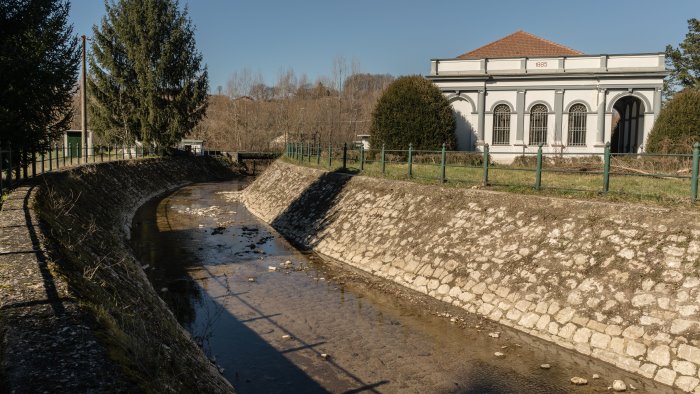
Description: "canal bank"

(131, 180), (674, 393)
(0, 157), (239, 393)
(241, 160), (700, 392)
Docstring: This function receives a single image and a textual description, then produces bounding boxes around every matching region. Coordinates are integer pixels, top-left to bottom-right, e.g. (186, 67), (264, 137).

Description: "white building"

(427, 31), (667, 158)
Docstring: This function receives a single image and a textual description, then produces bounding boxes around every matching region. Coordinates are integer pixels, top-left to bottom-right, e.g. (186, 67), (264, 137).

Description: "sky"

(69, 0), (699, 92)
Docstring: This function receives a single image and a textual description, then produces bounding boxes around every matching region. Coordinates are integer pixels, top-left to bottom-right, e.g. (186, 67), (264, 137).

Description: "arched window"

(492, 104), (511, 145)
(567, 104), (587, 146)
(529, 104), (548, 145)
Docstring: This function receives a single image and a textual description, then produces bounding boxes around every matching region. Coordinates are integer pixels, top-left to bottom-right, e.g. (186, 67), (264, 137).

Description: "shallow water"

(130, 181), (670, 394)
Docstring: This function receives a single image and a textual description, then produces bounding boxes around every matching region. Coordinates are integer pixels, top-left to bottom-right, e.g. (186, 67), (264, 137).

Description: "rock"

(612, 380), (626, 391)
(160, 287), (168, 292)
(488, 332), (500, 338)
(570, 377), (588, 385)
(320, 353), (329, 360)
(494, 352), (505, 358)
(268, 266), (278, 272)
(247, 277), (256, 282)
(282, 335), (292, 340)
(592, 374), (600, 379)
(540, 364), (551, 369)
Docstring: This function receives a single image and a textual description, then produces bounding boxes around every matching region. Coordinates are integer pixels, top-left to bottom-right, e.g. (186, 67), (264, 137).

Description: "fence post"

(360, 145), (365, 171)
(482, 143), (490, 186)
(0, 147), (3, 195)
(8, 145), (13, 186)
(381, 144), (386, 175)
(31, 151), (36, 178)
(602, 142), (611, 193)
(408, 143), (413, 178)
(316, 143), (321, 165)
(40, 151), (44, 174)
(308, 142), (312, 162)
(440, 143), (447, 183)
(692, 142), (700, 203)
(535, 143), (543, 190)
(342, 143), (347, 170)
(328, 143), (332, 168)
(48, 146), (53, 171)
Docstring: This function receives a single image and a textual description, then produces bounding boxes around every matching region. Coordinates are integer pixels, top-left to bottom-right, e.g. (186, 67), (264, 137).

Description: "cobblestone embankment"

(0, 157), (238, 393)
(242, 160), (700, 393)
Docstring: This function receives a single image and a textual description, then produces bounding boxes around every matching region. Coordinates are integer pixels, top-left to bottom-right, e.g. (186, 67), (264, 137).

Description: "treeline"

(188, 63), (394, 151)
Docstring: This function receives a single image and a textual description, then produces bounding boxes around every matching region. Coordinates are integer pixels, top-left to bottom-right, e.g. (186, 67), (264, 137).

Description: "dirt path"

(0, 185), (133, 393)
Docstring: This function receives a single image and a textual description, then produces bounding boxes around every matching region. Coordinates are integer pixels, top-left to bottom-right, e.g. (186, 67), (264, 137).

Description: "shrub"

(369, 76), (456, 151)
(646, 89), (700, 153)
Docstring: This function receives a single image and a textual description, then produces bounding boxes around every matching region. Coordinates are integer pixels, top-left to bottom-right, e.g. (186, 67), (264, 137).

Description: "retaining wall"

(2, 157), (238, 393)
(242, 160), (700, 393)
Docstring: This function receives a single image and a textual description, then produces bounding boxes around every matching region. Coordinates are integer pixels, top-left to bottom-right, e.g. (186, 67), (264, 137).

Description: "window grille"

(529, 104), (548, 145)
(492, 104), (511, 145)
(567, 104), (587, 146)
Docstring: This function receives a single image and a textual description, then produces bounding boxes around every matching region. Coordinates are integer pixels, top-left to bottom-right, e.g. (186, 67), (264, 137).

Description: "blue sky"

(69, 1), (699, 92)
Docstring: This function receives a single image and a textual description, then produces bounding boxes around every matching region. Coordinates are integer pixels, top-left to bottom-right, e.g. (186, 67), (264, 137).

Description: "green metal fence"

(284, 141), (700, 204)
(0, 143), (163, 196)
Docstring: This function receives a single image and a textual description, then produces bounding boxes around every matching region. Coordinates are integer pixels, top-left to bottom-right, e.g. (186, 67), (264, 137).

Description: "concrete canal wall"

(243, 160), (700, 392)
(1, 157), (237, 393)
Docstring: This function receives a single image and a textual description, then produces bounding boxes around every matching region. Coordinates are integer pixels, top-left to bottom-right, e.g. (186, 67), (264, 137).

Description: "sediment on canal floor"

(3, 157), (240, 393)
(242, 160), (700, 393)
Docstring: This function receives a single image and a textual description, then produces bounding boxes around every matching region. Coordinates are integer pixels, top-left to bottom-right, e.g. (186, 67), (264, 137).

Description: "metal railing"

(284, 141), (700, 204)
(0, 143), (162, 196)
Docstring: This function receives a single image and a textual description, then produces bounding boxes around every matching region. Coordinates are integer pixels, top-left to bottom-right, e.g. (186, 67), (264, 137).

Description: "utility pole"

(81, 35), (88, 163)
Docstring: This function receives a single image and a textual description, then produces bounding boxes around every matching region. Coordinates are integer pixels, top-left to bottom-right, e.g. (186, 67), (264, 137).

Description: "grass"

(283, 155), (698, 207)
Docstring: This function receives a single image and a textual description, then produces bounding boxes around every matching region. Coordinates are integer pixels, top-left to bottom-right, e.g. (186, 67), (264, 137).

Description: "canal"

(130, 180), (667, 393)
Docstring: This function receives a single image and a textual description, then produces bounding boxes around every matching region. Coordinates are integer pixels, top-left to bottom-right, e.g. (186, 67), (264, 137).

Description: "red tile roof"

(457, 31), (583, 59)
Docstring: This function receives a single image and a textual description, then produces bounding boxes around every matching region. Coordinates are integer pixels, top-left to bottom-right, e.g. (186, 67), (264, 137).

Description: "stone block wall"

(242, 161), (700, 392)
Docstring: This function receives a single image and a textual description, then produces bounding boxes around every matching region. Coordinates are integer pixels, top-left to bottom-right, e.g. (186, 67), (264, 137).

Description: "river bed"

(130, 180), (669, 394)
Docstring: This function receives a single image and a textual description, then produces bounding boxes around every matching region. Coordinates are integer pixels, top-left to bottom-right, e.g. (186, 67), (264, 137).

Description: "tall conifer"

(0, 0), (79, 151)
(88, 0), (208, 147)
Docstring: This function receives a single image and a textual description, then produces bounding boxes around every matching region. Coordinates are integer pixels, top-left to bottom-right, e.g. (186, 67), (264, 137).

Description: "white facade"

(428, 53), (667, 159)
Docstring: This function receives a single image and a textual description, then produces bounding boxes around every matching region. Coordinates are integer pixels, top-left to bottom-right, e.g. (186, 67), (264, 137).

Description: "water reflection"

(131, 181), (671, 394)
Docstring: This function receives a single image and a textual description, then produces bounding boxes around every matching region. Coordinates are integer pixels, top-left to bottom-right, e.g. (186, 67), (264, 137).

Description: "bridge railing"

(284, 141), (700, 205)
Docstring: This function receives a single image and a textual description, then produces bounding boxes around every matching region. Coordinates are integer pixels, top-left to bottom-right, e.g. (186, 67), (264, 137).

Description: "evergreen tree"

(665, 18), (700, 98)
(369, 76), (456, 151)
(88, 0), (208, 147)
(0, 0), (79, 151)
(646, 89), (700, 153)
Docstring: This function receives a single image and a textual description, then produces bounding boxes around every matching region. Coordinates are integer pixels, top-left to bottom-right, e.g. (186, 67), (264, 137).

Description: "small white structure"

(427, 31), (667, 159)
(179, 139), (204, 155)
(354, 134), (371, 150)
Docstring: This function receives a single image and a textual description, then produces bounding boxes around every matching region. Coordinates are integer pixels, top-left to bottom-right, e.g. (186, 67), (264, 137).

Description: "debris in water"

(494, 352), (505, 358)
(141, 264), (150, 270)
(540, 364), (551, 369)
(160, 287), (168, 292)
(592, 374), (600, 379)
(247, 277), (256, 282)
(282, 335), (292, 340)
(570, 377), (588, 385)
(488, 332), (500, 338)
(268, 266), (278, 272)
(320, 353), (329, 360)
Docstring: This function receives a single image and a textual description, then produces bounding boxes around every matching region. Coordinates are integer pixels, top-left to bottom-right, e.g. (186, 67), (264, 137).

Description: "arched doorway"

(611, 96), (644, 153)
